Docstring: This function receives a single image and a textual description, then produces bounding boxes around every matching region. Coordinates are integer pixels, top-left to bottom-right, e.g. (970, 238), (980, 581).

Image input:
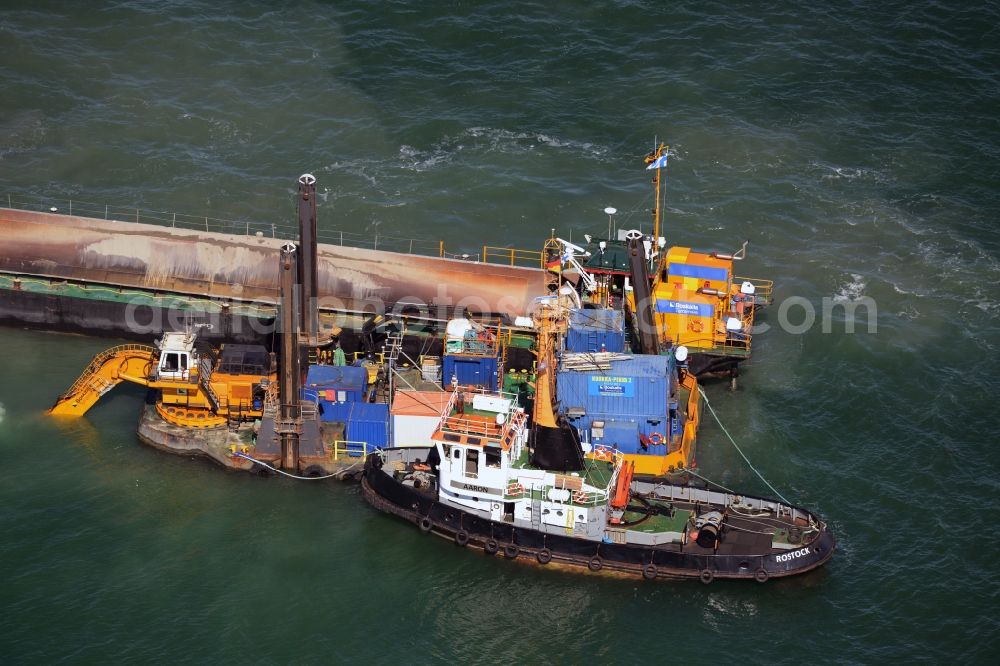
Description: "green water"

(2, 1), (999, 663)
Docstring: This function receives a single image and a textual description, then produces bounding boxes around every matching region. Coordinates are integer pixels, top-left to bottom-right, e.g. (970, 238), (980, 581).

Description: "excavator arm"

(49, 344), (158, 416)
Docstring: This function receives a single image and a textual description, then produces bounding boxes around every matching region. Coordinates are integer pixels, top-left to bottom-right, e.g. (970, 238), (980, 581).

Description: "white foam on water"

(322, 158), (379, 186)
(465, 126), (609, 158)
(970, 298), (1000, 314)
(811, 160), (889, 184)
(833, 273), (867, 302)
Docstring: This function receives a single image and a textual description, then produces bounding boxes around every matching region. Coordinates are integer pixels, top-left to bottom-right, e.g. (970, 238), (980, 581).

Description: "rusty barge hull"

(0, 208), (546, 341)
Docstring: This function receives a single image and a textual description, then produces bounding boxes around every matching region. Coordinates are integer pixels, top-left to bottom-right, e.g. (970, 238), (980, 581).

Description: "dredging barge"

(39, 151), (778, 480)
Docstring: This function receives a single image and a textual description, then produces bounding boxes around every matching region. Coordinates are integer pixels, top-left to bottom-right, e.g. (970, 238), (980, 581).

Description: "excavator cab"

(155, 332), (197, 381)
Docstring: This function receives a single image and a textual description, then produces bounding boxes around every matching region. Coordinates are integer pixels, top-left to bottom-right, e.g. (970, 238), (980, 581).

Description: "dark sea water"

(2, 1), (999, 663)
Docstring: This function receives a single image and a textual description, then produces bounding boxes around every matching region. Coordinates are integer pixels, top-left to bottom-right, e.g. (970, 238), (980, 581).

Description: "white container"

(390, 390), (452, 448)
(445, 318), (473, 341)
(472, 394), (511, 414)
(547, 488), (571, 503)
(391, 414), (441, 448)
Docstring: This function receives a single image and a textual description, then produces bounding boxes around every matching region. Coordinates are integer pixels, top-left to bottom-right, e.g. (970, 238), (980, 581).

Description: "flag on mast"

(646, 153), (669, 170)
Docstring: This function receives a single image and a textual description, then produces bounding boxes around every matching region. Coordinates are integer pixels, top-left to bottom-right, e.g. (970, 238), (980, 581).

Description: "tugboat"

(361, 387), (834, 582)
(362, 306), (835, 582)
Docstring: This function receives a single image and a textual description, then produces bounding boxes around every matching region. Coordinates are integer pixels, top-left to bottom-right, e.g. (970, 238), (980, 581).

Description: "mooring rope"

(697, 386), (792, 505)
(234, 451), (359, 480)
(678, 467), (737, 494)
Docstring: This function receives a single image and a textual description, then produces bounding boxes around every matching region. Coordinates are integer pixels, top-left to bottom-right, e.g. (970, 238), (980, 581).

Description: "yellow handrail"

(331, 440), (371, 460)
(735, 276), (774, 304)
(481, 246), (545, 268)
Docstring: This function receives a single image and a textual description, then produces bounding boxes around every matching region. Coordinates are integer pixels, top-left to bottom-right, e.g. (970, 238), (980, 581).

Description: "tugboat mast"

(645, 140), (668, 242)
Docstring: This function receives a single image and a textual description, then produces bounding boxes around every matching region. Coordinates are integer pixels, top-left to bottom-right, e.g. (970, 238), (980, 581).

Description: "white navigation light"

(604, 207), (618, 239)
(675, 345), (689, 362)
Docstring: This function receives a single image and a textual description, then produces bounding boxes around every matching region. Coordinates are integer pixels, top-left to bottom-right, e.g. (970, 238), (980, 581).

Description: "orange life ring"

(688, 320), (704, 333)
(592, 446), (614, 462)
(648, 432), (664, 446)
(573, 490), (589, 504)
(507, 482), (525, 496)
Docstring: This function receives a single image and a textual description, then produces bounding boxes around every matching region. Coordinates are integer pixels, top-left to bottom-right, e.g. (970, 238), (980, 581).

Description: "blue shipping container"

(597, 420), (641, 455)
(565, 308), (626, 353)
(307, 401), (388, 451)
(557, 354), (671, 417)
(345, 402), (389, 450)
(313, 400), (352, 423)
(304, 364), (368, 404)
(557, 354), (674, 451)
(442, 354), (499, 389)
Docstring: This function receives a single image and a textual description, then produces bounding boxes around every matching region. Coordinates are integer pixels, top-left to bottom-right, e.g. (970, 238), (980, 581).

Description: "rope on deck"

(234, 451), (359, 480)
(697, 386), (792, 505)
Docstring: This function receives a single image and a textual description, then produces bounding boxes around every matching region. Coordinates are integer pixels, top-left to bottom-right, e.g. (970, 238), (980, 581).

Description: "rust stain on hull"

(0, 208), (547, 319)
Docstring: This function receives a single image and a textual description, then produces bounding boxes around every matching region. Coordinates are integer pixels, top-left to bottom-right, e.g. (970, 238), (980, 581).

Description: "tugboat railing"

(440, 388), (522, 441)
(505, 479), (614, 507)
(506, 450), (624, 506)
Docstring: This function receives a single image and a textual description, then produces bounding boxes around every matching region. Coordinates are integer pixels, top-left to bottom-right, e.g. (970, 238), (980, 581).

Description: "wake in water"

(466, 126), (609, 157)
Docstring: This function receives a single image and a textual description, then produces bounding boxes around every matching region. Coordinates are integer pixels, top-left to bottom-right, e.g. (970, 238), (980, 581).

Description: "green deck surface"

(581, 239), (630, 273)
(581, 459), (614, 488)
(506, 333), (536, 350)
(622, 507), (691, 534)
(502, 371), (535, 399)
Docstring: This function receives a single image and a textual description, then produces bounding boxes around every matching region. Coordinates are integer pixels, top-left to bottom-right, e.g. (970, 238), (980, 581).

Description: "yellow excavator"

(50, 329), (275, 428)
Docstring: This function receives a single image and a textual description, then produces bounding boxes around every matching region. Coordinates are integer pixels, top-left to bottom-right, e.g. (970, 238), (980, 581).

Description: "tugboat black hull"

(362, 452), (835, 583)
